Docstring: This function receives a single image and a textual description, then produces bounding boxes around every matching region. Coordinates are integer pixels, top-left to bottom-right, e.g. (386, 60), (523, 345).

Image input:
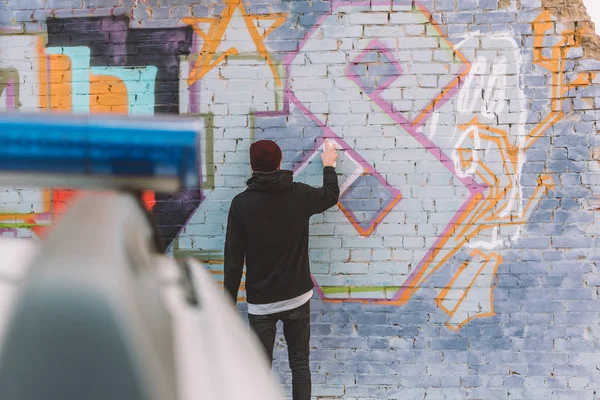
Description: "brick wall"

(2, 0), (600, 398)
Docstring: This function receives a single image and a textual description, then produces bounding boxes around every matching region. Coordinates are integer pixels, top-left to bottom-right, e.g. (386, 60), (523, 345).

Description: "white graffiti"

(453, 125), (482, 178)
(457, 55), (509, 119)
(452, 32), (528, 234)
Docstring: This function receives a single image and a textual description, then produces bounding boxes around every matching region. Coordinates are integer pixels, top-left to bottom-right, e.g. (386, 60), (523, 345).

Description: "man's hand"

(321, 139), (338, 168)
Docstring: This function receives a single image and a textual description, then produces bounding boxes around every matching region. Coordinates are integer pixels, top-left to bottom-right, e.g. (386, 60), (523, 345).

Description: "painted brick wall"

(2, 0), (600, 398)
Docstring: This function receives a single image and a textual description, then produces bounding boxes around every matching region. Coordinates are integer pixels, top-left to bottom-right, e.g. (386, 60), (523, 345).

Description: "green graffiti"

(201, 112), (215, 190)
(173, 239), (224, 262)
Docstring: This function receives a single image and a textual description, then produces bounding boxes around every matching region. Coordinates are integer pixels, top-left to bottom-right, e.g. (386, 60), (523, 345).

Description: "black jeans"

(248, 301), (311, 400)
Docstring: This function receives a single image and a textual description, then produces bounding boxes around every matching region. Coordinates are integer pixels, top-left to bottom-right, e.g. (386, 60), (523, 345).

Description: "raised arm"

(305, 167), (340, 215)
(306, 140), (340, 215)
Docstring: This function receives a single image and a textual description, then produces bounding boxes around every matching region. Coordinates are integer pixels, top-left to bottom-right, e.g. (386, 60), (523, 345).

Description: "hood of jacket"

(246, 170), (293, 193)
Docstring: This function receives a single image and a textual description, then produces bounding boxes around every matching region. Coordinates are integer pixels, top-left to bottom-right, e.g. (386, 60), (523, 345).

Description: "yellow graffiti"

(182, 0), (287, 86)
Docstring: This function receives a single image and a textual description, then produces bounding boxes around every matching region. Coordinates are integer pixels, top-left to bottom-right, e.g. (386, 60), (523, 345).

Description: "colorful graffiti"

(427, 11), (594, 329)
(183, 0), (287, 87)
(0, 2), (591, 329)
(285, 2), (470, 240)
(247, 1), (482, 307)
(0, 69), (19, 110)
(0, 17), (202, 248)
(249, 2), (591, 329)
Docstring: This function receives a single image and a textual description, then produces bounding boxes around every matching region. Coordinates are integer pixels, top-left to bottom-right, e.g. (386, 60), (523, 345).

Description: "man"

(224, 139), (339, 400)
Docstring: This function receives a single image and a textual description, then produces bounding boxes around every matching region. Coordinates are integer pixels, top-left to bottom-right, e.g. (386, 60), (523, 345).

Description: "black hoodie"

(224, 167), (339, 305)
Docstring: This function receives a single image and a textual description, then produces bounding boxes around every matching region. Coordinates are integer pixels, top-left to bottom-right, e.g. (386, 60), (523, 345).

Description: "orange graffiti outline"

(393, 119), (555, 304)
(398, 12), (590, 323)
(412, 5), (471, 126)
(528, 10), (595, 150)
(182, 0), (287, 86)
(373, 190), (486, 307)
(368, 12), (586, 310)
(337, 189), (403, 237)
(435, 249), (502, 331)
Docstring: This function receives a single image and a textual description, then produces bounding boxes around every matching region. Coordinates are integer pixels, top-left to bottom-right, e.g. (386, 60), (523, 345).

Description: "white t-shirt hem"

(247, 289), (313, 316)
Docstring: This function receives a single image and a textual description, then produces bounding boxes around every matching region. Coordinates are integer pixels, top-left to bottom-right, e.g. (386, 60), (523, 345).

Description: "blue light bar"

(0, 112), (201, 192)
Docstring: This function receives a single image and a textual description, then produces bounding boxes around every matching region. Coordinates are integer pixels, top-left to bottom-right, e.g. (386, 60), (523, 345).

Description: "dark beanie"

(250, 140), (282, 172)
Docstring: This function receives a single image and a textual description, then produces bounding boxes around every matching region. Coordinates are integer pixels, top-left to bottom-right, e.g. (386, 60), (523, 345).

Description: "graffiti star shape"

(182, 0), (286, 87)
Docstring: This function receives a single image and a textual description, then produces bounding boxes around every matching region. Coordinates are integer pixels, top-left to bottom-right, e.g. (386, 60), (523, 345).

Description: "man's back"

(223, 139), (339, 400)
(223, 167), (339, 305)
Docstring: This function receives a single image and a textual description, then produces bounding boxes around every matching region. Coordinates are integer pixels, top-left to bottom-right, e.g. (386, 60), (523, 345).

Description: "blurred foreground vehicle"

(0, 112), (282, 400)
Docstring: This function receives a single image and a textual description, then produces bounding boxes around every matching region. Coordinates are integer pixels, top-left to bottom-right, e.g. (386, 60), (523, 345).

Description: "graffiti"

(0, 36), (49, 229)
(428, 11), (594, 329)
(271, 1), (472, 242)
(457, 56), (508, 119)
(34, 16), (198, 247)
(176, 2), (291, 265)
(186, 1), (590, 330)
(0, 69), (19, 110)
(182, 0), (287, 87)
(44, 16), (192, 115)
(295, 138), (403, 237)
(0, 2), (593, 331)
(44, 46), (158, 115)
(0, 35), (42, 111)
(248, 1), (476, 306)
(437, 249), (502, 328)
